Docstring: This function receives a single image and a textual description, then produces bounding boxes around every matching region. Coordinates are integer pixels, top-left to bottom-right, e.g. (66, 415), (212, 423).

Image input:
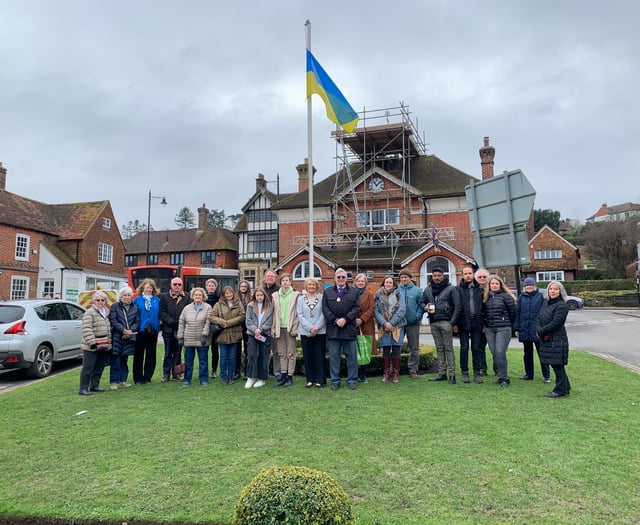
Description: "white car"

(0, 299), (86, 378)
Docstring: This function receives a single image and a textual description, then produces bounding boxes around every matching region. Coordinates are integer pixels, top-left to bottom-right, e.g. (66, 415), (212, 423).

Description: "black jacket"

(421, 279), (461, 325)
(482, 291), (516, 329)
(457, 280), (484, 329)
(159, 292), (191, 337)
(321, 285), (360, 340)
(109, 301), (140, 356)
(536, 297), (569, 365)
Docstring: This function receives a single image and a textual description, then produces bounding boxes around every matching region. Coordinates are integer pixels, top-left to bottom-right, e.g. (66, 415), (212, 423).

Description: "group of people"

(78, 264), (572, 399)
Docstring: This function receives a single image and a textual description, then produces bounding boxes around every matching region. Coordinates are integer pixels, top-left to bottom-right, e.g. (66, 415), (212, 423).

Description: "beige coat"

(177, 302), (212, 347)
(271, 290), (300, 338)
(81, 305), (112, 352)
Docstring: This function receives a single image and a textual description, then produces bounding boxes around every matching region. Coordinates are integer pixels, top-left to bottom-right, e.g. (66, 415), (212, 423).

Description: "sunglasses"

(172, 283), (183, 286)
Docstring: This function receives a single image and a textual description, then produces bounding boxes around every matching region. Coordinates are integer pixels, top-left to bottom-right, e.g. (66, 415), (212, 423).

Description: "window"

(201, 251), (216, 265)
(42, 280), (55, 298)
(247, 232), (277, 253)
(170, 252), (185, 265)
(356, 209), (399, 230)
(247, 209), (277, 223)
(102, 217), (111, 230)
(15, 234), (30, 261)
(125, 254), (138, 267)
(534, 250), (562, 260)
(536, 271), (565, 282)
(243, 269), (256, 289)
(293, 261), (322, 280)
(98, 243), (113, 264)
(11, 276), (29, 300)
(421, 256), (456, 286)
(147, 254), (159, 265)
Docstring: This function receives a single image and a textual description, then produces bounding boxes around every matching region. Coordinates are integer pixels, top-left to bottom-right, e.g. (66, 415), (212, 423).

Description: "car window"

(63, 303), (85, 320)
(0, 305), (26, 324)
(35, 304), (62, 321)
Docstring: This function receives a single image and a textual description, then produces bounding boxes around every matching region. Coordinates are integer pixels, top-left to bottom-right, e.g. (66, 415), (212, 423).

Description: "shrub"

(233, 465), (354, 525)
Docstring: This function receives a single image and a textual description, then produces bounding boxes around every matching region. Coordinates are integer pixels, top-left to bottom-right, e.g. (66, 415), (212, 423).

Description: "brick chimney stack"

(479, 136), (495, 180)
(256, 173), (267, 192)
(197, 203), (209, 231)
(0, 161), (6, 190)
(296, 158), (316, 193)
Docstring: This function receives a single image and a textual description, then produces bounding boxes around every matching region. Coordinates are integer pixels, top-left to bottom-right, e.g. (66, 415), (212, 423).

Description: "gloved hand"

(178, 339), (184, 347)
(200, 335), (208, 346)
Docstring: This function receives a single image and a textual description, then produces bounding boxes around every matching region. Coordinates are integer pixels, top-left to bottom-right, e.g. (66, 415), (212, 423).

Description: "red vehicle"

(127, 265), (240, 295)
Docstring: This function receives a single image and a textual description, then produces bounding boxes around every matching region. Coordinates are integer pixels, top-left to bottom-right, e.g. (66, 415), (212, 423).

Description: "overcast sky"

(1, 1), (638, 230)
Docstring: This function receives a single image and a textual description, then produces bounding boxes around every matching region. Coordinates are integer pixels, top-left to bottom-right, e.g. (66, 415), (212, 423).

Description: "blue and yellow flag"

(306, 49), (359, 133)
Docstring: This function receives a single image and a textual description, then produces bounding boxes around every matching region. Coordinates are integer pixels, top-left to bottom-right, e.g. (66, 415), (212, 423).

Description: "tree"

(174, 207), (195, 229)
(120, 219), (149, 239)
(534, 208), (561, 232)
(207, 209), (242, 228)
(583, 218), (640, 278)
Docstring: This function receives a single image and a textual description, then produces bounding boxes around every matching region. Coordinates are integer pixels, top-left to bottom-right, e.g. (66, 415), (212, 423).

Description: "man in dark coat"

(322, 268), (361, 390)
(514, 277), (549, 382)
(159, 277), (191, 382)
(455, 264), (486, 384)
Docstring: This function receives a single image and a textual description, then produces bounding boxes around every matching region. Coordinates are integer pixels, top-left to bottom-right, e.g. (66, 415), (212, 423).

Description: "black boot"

(283, 375), (293, 387)
(429, 373), (447, 382)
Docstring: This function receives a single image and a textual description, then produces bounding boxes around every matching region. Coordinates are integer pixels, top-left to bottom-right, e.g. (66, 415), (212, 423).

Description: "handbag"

(95, 336), (110, 352)
(356, 330), (372, 366)
(173, 363), (186, 377)
(210, 323), (223, 339)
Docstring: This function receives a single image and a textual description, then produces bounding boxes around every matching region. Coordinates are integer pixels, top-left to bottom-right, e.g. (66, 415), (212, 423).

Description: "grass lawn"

(0, 346), (639, 524)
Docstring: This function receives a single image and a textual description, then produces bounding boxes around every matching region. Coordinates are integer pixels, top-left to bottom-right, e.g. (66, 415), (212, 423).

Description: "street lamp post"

(146, 190), (168, 265)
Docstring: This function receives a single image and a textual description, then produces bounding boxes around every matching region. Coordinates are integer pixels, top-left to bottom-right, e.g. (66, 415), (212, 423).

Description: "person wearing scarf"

(354, 273), (376, 383)
(108, 286), (140, 390)
(78, 291), (112, 395)
(133, 278), (161, 384)
(374, 276), (407, 384)
(296, 277), (327, 388)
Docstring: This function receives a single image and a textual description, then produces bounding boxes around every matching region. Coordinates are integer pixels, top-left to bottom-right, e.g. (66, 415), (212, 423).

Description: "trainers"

(410, 371), (419, 379)
(473, 374), (483, 384)
(201, 382), (208, 387)
(245, 378), (257, 389)
(210, 372), (217, 379)
(161, 375), (169, 383)
(109, 383), (119, 391)
(500, 380), (510, 388)
(253, 380), (266, 388)
(119, 382), (131, 388)
(462, 373), (470, 383)
(544, 377), (551, 384)
(182, 382), (190, 387)
(429, 374), (447, 382)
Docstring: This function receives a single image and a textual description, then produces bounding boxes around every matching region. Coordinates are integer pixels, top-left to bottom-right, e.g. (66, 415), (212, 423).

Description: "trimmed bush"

(233, 465), (354, 525)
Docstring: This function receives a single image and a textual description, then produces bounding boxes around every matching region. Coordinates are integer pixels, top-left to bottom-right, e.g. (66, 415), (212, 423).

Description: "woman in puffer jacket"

(108, 286), (140, 390)
(178, 287), (212, 387)
(79, 291), (112, 395)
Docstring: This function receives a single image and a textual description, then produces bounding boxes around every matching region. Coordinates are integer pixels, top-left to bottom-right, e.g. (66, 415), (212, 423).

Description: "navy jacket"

(109, 301), (140, 356)
(514, 289), (543, 342)
(322, 285), (360, 340)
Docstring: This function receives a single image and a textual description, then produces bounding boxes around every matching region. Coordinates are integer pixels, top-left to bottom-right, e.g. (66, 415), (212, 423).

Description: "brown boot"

(382, 358), (391, 383)
(392, 358), (401, 384)
(161, 374), (169, 383)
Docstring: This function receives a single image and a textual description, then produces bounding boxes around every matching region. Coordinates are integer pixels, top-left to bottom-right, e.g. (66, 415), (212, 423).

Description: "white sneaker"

(245, 378), (257, 389)
(253, 379), (266, 388)
(109, 383), (118, 391)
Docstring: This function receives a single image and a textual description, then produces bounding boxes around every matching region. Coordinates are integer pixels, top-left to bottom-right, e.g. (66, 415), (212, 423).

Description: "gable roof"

(124, 226), (238, 254)
(528, 224), (578, 250)
(271, 154), (477, 210)
(0, 189), (111, 238)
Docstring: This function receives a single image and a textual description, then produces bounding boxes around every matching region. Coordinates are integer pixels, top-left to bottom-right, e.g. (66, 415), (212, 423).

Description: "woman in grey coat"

(177, 287), (212, 386)
(79, 291), (112, 395)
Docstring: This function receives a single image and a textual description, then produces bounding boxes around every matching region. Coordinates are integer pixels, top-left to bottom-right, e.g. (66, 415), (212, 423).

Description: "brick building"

(0, 162), (127, 301)
(521, 225), (581, 282)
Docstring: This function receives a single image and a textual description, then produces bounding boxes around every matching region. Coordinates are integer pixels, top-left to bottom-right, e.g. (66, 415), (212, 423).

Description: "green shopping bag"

(356, 332), (373, 366)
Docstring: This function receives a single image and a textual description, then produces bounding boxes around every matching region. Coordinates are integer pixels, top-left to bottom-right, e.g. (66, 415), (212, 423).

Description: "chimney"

(479, 136), (495, 180)
(295, 158), (316, 192)
(197, 203), (209, 231)
(256, 173), (267, 192)
(0, 162), (6, 190)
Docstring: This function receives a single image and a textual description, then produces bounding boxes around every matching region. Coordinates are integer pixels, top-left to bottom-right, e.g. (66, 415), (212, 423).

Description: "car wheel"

(26, 344), (54, 378)
(567, 300), (578, 310)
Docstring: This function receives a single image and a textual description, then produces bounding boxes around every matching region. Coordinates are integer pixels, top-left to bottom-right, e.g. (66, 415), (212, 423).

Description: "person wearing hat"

(421, 267), (461, 384)
(398, 268), (424, 379)
(514, 277), (550, 383)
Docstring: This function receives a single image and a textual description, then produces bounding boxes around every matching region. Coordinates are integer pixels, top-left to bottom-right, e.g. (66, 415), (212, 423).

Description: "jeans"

(459, 317), (486, 374)
(327, 338), (357, 386)
(405, 323), (421, 373)
(523, 341), (550, 380)
(109, 354), (130, 384)
(485, 327), (512, 381)
(184, 346), (209, 384)
(219, 343), (237, 381)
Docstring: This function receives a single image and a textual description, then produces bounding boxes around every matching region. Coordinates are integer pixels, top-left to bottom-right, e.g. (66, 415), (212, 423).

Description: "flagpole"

(305, 20), (315, 280)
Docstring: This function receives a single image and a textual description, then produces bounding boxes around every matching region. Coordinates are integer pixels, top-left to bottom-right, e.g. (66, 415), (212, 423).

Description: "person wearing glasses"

(159, 278), (191, 382)
(474, 268), (491, 376)
(133, 278), (161, 384)
(79, 291), (112, 395)
(108, 286), (140, 390)
(177, 287), (212, 386)
(322, 268), (361, 390)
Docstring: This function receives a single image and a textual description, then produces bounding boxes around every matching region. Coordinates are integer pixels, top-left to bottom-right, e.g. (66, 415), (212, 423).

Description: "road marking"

(595, 354), (640, 375)
(567, 318), (638, 327)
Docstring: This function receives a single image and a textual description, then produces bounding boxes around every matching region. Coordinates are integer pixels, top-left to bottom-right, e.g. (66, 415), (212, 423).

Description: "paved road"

(420, 308), (640, 374)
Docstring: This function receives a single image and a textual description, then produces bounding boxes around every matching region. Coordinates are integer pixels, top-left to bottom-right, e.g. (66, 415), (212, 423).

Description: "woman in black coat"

(109, 286), (140, 390)
(536, 281), (571, 398)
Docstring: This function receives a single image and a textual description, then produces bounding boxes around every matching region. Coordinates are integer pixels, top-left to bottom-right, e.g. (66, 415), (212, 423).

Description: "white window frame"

(534, 249), (562, 260)
(292, 261), (322, 280)
(11, 276), (29, 300)
(42, 279), (55, 298)
(15, 234), (30, 261)
(356, 208), (400, 230)
(102, 217), (111, 230)
(536, 271), (565, 282)
(98, 242), (113, 264)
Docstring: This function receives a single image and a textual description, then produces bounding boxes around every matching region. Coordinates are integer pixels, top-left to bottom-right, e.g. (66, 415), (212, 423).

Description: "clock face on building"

(368, 177), (385, 194)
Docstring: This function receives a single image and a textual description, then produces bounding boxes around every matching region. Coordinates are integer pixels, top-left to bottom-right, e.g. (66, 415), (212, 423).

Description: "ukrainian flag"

(306, 49), (359, 133)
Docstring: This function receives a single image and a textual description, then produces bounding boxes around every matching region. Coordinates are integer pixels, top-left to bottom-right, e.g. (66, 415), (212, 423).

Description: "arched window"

(419, 256), (456, 287)
(292, 261), (322, 281)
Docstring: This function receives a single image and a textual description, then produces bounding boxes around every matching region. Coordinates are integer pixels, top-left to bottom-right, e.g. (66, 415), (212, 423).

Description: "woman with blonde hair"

(178, 287), (212, 386)
(210, 286), (245, 385)
(354, 273), (376, 383)
(297, 277), (327, 388)
(482, 275), (517, 388)
(133, 278), (161, 384)
(271, 273), (299, 387)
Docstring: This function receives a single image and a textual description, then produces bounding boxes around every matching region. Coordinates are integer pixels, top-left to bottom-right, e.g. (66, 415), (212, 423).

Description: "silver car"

(0, 299), (85, 378)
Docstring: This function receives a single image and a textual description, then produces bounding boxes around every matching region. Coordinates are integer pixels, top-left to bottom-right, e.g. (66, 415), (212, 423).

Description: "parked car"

(566, 295), (585, 310)
(0, 299), (86, 378)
